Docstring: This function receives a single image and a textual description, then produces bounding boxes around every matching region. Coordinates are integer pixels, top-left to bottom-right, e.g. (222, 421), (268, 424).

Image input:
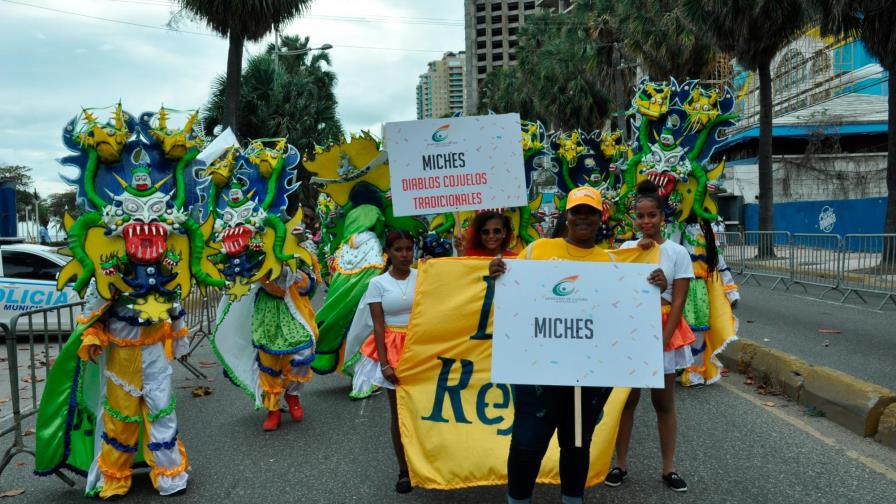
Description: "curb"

(719, 338), (896, 447)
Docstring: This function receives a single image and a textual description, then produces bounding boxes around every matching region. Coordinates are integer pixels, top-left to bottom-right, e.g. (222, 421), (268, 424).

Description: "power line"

(4, 0), (451, 53)
(2, 0), (218, 37)
(105, 0), (465, 26)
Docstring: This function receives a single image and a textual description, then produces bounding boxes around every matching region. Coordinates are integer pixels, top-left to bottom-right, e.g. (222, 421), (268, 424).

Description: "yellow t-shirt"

(523, 238), (612, 262)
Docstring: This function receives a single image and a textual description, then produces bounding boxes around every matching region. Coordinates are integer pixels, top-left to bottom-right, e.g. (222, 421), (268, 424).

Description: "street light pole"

(276, 43), (333, 56)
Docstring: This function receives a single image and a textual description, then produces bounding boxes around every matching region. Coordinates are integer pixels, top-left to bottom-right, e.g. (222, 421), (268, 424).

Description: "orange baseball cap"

(565, 186), (603, 211)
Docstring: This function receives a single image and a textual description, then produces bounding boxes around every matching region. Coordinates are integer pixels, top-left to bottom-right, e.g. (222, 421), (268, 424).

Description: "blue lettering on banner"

(421, 356), (514, 436)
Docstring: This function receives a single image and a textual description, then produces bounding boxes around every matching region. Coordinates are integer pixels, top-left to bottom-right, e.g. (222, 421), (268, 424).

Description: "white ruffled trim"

(351, 355), (394, 396)
(664, 346), (694, 374)
(103, 369), (166, 398)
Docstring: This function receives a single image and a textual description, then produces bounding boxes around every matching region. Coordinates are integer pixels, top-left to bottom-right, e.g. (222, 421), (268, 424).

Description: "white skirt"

(664, 346), (694, 374)
(349, 355), (394, 399)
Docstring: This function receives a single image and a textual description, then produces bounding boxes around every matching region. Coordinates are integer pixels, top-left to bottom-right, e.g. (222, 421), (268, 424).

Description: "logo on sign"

(818, 206), (837, 233)
(432, 124), (450, 142)
(551, 275), (579, 297)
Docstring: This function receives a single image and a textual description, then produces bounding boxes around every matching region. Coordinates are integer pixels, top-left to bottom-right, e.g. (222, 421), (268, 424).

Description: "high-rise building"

(416, 51), (466, 120)
(463, 0), (575, 114)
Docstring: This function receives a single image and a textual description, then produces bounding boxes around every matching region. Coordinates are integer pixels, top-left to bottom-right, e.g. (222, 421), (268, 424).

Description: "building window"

(476, 14), (486, 25)
(774, 48), (808, 96)
(476, 27), (486, 38)
(810, 52), (832, 79)
(476, 2), (486, 13)
(491, 27), (502, 37)
(508, 2), (518, 11)
(508, 13), (519, 24)
(491, 2), (502, 12)
(494, 39), (504, 49)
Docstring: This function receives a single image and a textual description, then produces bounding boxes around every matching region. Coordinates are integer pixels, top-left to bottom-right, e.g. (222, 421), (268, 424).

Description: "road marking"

(718, 380), (896, 482)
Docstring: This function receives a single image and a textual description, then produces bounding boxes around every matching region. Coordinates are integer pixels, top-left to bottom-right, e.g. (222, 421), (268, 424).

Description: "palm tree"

(203, 35), (343, 210)
(515, 8), (615, 132)
(681, 1), (814, 257)
(476, 66), (539, 120)
(609, 0), (719, 80)
(173, 0), (312, 135)
(811, 1), (895, 265)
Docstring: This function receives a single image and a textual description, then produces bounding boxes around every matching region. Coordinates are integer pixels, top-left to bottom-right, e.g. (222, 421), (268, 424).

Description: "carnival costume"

(616, 78), (740, 383)
(34, 106), (224, 498)
(305, 134), (426, 374)
(202, 138), (322, 429)
(667, 221), (739, 386)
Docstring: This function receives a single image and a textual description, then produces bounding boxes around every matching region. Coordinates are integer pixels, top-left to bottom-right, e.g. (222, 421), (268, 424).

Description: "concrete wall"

(725, 152), (888, 204)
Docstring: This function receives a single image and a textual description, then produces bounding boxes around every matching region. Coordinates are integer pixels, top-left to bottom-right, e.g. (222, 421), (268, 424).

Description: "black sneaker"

(662, 472), (688, 492)
(604, 467), (627, 487)
(395, 472), (413, 494)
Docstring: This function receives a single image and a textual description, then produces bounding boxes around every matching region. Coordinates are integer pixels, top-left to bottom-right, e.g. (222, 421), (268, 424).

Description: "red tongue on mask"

(123, 223), (168, 264)
(646, 172), (677, 198)
(222, 225), (253, 256)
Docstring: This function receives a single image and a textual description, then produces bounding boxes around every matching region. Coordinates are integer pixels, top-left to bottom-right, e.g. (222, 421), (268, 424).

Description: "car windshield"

(1, 249), (65, 282)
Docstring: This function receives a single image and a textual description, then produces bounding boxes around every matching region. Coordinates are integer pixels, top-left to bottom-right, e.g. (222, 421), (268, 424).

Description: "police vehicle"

(0, 243), (78, 337)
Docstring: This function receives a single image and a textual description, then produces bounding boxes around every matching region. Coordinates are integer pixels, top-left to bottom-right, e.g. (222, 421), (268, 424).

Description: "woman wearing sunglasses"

(460, 210), (518, 257)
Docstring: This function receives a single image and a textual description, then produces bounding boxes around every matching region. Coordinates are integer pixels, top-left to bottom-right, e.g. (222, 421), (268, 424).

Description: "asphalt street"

(3, 336), (896, 504)
(735, 282), (896, 388)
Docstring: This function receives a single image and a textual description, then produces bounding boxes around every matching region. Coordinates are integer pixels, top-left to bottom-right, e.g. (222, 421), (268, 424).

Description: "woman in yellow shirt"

(489, 186), (667, 504)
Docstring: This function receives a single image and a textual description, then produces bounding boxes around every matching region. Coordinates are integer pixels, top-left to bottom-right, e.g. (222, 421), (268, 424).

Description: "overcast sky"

(0, 0), (464, 196)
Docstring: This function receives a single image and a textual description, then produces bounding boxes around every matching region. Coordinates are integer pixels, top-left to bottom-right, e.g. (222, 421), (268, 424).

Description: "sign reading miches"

(384, 114), (526, 217)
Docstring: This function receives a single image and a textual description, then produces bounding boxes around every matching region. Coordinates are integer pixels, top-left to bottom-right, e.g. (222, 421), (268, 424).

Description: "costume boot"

(284, 394), (304, 422)
(262, 409), (281, 431)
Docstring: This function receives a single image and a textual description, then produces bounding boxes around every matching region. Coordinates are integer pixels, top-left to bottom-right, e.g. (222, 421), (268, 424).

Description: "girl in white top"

(346, 229), (416, 494)
(606, 180), (695, 493)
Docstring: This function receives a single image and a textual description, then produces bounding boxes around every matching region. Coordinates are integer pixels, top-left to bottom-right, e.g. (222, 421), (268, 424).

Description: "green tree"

(512, 7), (616, 131)
(811, 0), (896, 264)
(203, 35), (343, 209)
(681, 0), (815, 257)
(0, 164), (38, 220)
(46, 190), (79, 221)
(476, 66), (538, 120)
(173, 0), (313, 135)
(607, 0), (719, 80)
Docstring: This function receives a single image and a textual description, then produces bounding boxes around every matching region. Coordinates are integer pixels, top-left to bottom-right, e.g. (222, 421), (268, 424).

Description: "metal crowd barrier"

(179, 286), (224, 379)
(719, 231), (896, 310)
(788, 233), (844, 299)
(1, 301), (84, 486)
(741, 231), (792, 289)
(0, 287), (225, 482)
(718, 231), (746, 275)
(839, 234), (896, 310)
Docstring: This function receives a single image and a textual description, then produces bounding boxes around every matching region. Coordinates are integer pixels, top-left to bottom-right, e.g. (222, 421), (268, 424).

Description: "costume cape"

(311, 204), (385, 374)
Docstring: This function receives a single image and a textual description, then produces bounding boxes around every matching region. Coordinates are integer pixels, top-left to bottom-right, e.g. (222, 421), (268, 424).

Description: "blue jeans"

(506, 385), (613, 500)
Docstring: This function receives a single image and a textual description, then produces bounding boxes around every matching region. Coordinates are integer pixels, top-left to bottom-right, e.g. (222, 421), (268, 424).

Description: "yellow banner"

(397, 250), (657, 490)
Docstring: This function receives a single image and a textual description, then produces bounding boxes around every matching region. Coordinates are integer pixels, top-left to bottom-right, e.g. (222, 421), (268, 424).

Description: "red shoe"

(262, 409), (281, 431)
(285, 394), (304, 422)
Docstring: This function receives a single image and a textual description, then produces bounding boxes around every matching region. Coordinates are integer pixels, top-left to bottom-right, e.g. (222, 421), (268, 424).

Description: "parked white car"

(0, 244), (80, 338)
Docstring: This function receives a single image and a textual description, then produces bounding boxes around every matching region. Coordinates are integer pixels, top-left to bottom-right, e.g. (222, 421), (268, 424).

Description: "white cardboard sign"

(383, 114), (526, 217)
(492, 260), (664, 388)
